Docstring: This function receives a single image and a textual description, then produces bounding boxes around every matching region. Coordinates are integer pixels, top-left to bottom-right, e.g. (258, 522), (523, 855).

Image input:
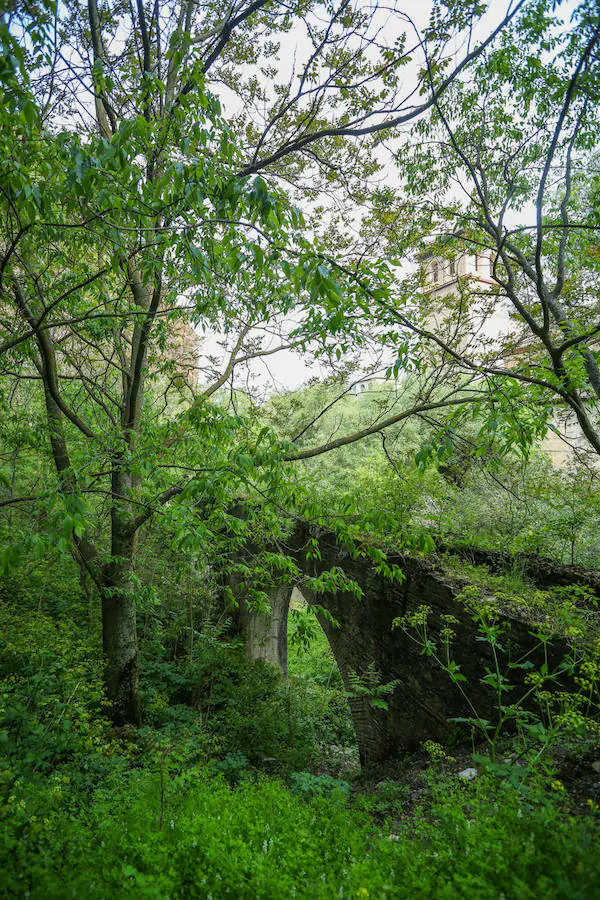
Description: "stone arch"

(234, 526), (595, 769)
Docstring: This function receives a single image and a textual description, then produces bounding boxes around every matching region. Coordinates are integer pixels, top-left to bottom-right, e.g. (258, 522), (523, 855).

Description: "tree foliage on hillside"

(0, 0), (532, 724)
(1, 0), (599, 728)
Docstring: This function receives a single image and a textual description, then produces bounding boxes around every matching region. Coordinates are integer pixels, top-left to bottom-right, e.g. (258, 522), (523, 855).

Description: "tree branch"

(286, 396), (480, 461)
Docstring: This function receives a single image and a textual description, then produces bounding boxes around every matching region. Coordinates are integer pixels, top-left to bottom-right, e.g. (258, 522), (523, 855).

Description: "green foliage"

(211, 751), (251, 785)
(259, 376), (600, 568)
(364, 778), (412, 822)
(289, 771), (351, 802)
(2, 759), (600, 899)
(0, 573), (107, 780)
(432, 460), (600, 566)
(2, 557), (600, 899)
(346, 665), (399, 712)
(288, 603), (356, 752)
(2, 4), (600, 896)
(387, 0), (600, 467)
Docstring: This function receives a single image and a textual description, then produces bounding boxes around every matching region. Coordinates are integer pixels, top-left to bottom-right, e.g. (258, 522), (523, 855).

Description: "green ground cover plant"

(3, 753), (600, 899)
(2, 570), (600, 899)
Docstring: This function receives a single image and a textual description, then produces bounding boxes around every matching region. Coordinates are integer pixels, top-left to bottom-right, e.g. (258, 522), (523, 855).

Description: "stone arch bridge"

(234, 524), (599, 768)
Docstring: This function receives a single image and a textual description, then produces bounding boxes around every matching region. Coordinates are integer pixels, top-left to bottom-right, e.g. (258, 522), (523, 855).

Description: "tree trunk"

(100, 578), (142, 726)
(101, 510), (142, 726)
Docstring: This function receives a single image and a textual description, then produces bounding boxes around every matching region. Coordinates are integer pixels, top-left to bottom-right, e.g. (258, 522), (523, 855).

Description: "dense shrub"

(2, 764), (599, 898)
(2, 566), (599, 900)
(0, 583), (107, 781)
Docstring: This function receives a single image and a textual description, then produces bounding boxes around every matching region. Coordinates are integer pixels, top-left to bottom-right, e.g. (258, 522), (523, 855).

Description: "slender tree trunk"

(100, 482), (142, 726)
(101, 578), (141, 726)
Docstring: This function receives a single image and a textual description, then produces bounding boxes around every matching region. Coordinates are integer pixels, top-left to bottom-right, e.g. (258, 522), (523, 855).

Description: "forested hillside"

(2, 0), (600, 896)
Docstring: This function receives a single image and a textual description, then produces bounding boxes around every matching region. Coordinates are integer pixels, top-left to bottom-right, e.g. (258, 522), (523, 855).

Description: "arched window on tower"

(431, 262), (439, 284)
(449, 259), (456, 277)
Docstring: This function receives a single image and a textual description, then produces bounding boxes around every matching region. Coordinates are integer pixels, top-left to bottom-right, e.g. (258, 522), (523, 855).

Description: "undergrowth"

(3, 759), (599, 898)
(2, 574), (600, 899)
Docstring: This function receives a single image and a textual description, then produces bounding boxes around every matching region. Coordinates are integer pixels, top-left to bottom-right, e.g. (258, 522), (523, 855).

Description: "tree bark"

(100, 486), (142, 726)
(100, 549), (142, 727)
